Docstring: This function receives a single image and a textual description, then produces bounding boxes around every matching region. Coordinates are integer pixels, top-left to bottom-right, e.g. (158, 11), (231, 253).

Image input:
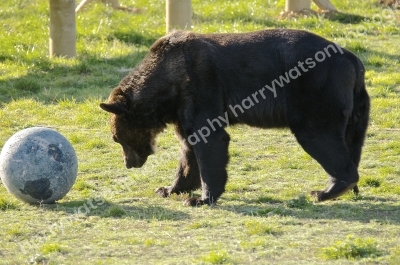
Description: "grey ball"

(0, 127), (78, 204)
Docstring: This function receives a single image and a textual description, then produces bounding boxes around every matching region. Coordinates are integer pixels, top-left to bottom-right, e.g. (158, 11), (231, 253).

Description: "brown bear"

(100, 29), (370, 206)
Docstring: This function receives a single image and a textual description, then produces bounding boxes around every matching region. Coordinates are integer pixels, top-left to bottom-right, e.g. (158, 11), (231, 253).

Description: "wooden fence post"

(166, 0), (192, 33)
(49, 0), (76, 58)
(285, 0), (311, 12)
(313, 0), (337, 11)
(285, 0), (337, 12)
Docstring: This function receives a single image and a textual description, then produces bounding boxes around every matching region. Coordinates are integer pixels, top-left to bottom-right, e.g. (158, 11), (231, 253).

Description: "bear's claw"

(155, 187), (170, 198)
(311, 181), (358, 202)
(184, 197), (206, 207)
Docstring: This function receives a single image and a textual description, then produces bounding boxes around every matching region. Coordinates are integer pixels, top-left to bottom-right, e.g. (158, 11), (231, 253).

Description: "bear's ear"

(99, 102), (127, 115)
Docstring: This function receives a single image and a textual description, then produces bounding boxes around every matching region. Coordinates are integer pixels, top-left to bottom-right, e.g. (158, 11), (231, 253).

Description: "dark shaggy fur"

(100, 29), (370, 206)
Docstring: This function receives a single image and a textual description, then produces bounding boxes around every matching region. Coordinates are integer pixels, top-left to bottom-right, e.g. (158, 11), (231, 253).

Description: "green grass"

(199, 250), (230, 264)
(244, 220), (282, 236)
(320, 235), (384, 260)
(40, 243), (68, 254)
(0, 196), (18, 211)
(0, 0), (400, 264)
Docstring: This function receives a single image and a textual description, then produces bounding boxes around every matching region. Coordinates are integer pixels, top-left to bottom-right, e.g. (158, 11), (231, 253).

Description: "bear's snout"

(124, 152), (147, 169)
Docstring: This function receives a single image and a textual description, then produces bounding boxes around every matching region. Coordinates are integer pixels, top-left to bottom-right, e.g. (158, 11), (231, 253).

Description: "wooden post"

(49, 0), (76, 58)
(313, 0), (337, 11)
(76, 0), (120, 12)
(284, 0), (337, 12)
(75, 0), (93, 12)
(285, 0), (311, 12)
(76, 0), (140, 13)
(101, 0), (120, 9)
(166, 0), (192, 33)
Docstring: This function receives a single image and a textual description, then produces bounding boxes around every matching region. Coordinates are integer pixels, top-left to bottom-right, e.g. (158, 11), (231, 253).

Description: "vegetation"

(320, 235), (384, 260)
(0, 0), (399, 264)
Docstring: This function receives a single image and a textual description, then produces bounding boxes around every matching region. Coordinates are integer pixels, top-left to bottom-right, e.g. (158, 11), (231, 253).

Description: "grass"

(0, 0), (400, 264)
(320, 235), (384, 260)
(0, 196), (18, 211)
(199, 250), (230, 264)
(40, 243), (67, 254)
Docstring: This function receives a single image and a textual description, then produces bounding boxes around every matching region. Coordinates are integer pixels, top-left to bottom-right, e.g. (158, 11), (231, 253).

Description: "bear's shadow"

(219, 195), (400, 224)
(37, 194), (400, 224)
(40, 198), (190, 221)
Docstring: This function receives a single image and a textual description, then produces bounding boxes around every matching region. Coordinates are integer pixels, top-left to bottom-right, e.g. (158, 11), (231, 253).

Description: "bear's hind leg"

(344, 127), (364, 196)
(294, 131), (359, 201)
(344, 95), (370, 195)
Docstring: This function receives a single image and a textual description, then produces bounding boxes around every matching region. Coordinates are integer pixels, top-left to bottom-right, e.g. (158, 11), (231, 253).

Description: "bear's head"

(100, 87), (166, 169)
(100, 32), (191, 168)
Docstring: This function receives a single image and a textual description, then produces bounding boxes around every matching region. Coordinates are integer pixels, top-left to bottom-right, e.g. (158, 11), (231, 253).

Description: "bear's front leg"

(155, 129), (201, 198)
(183, 130), (230, 206)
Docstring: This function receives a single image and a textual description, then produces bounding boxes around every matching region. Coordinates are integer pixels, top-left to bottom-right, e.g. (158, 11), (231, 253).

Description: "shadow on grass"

(193, 12), (281, 27)
(220, 195), (400, 224)
(193, 11), (365, 25)
(40, 198), (190, 221)
(349, 45), (400, 63)
(2, 25), (399, 104)
(0, 46), (150, 104)
(324, 12), (366, 24)
(107, 31), (158, 46)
